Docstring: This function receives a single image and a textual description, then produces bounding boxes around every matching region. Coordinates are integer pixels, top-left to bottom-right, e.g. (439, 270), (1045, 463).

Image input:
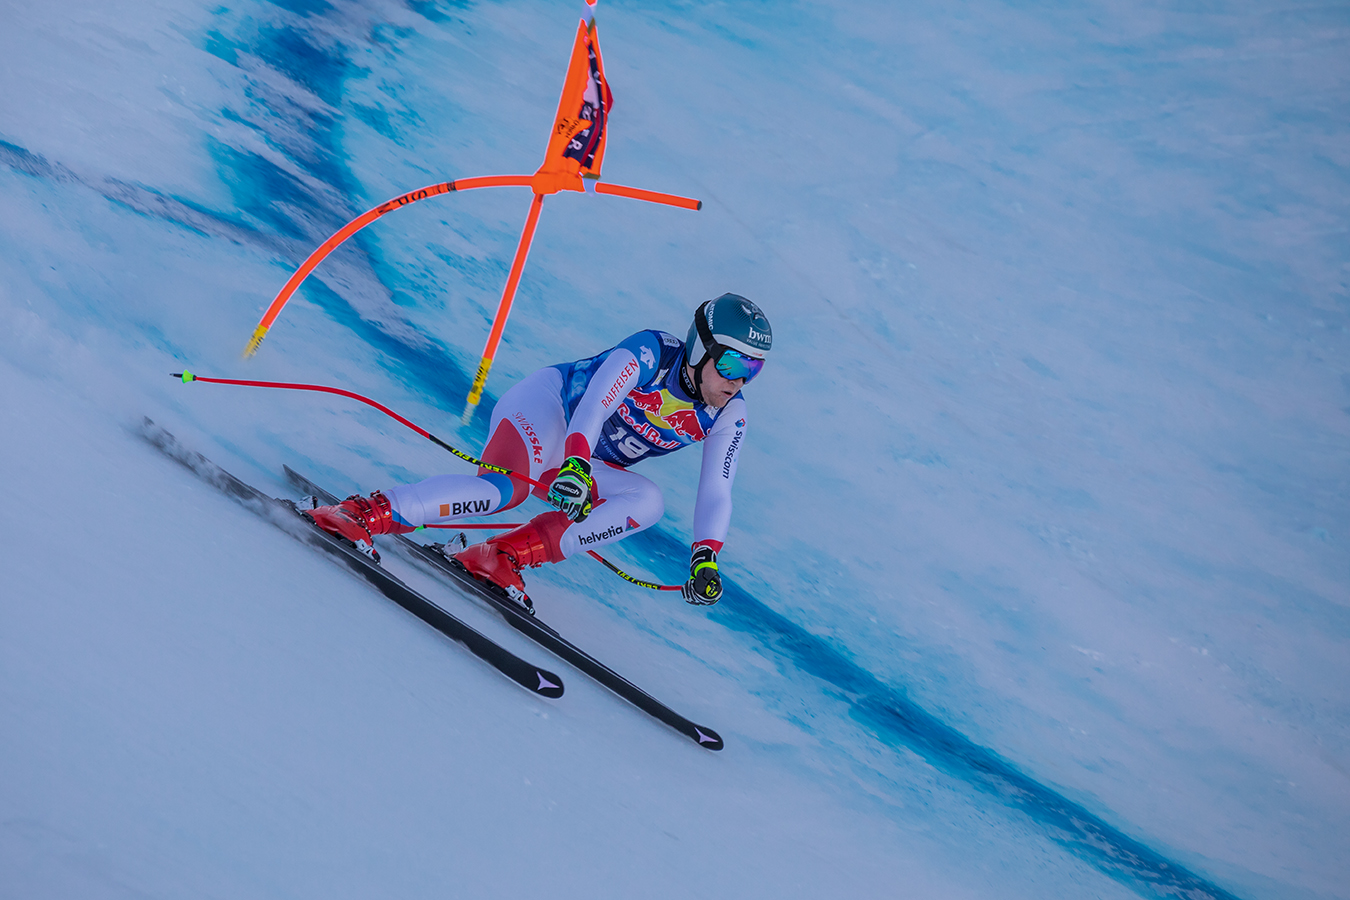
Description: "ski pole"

(171, 372), (682, 591)
(423, 523), (524, 529)
(172, 371), (538, 486)
(586, 550), (681, 592)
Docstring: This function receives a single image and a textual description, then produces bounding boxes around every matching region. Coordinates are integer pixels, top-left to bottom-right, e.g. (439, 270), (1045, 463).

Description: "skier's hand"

(546, 455), (594, 522)
(683, 543), (722, 605)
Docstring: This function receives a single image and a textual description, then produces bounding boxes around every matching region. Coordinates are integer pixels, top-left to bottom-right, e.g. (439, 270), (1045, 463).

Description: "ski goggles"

(713, 347), (766, 383)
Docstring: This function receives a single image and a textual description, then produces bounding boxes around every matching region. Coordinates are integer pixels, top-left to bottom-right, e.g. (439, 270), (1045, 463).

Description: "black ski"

(141, 420), (564, 699)
(284, 466), (725, 751)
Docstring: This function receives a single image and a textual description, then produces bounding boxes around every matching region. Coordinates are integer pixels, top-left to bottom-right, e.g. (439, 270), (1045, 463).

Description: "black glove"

(683, 543), (723, 605)
(546, 455), (594, 522)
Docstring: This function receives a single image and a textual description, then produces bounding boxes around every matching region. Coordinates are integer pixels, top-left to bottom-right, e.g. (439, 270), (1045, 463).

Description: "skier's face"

(694, 358), (744, 408)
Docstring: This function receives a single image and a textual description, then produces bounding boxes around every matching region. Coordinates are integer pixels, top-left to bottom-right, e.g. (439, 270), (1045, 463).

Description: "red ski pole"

(172, 372), (682, 591)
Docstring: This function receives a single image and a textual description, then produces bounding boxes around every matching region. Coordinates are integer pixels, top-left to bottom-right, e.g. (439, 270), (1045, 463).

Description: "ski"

(140, 420), (564, 699)
(283, 466), (725, 751)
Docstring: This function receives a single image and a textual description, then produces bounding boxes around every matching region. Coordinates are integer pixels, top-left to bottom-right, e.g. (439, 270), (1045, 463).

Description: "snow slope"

(2, 1), (1347, 898)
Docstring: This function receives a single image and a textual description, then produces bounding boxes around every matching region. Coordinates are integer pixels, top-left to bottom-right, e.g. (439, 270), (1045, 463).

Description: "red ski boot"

(454, 510), (572, 609)
(303, 491), (414, 562)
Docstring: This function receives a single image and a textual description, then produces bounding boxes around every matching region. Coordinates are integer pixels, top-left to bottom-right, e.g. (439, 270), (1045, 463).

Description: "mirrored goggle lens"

(715, 349), (765, 382)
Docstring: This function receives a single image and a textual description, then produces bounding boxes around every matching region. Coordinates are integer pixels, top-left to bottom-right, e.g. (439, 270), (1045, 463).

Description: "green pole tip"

(180, 371), (196, 383)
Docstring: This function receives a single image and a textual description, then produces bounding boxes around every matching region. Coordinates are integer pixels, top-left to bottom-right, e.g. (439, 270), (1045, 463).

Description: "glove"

(546, 455), (594, 522)
(683, 543), (723, 605)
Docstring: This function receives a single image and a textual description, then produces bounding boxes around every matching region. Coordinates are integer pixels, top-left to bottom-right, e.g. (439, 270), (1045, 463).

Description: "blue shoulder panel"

(553, 330), (724, 466)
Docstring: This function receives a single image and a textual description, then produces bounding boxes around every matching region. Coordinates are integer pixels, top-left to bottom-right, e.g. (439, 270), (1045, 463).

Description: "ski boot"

(302, 491), (414, 562)
(453, 510), (572, 612)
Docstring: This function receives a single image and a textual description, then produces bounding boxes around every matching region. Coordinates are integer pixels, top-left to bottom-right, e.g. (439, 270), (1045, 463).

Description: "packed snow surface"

(2, 1), (1347, 898)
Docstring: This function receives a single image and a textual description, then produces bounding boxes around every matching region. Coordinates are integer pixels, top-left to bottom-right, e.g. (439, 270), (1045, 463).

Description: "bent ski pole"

(173, 371), (524, 480)
(172, 372), (681, 591)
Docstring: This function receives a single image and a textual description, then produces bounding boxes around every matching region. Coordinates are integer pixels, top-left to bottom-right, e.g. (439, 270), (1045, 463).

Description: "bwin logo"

(748, 326), (770, 343)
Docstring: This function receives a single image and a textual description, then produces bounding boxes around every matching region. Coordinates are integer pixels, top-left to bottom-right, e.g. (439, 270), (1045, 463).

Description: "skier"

(305, 293), (772, 606)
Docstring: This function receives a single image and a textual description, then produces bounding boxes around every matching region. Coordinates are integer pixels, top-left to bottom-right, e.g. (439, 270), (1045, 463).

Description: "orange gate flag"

(242, 0), (701, 425)
(538, 0), (612, 190)
(464, 0), (625, 422)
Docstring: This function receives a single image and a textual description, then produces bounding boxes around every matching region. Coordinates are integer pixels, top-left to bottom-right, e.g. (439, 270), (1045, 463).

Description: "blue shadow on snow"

(623, 528), (1241, 900)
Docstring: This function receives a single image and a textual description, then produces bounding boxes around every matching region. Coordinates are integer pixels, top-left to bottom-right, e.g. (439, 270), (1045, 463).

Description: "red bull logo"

(627, 389), (706, 442)
(617, 403), (681, 449)
(663, 407), (705, 441)
(629, 388), (664, 414)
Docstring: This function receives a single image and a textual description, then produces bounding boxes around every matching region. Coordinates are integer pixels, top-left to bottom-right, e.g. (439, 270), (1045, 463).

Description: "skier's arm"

(691, 397), (748, 551)
(561, 331), (663, 459)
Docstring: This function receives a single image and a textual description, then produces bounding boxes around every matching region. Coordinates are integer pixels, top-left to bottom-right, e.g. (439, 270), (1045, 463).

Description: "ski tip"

(692, 725), (724, 751)
(534, 669), (565, 698)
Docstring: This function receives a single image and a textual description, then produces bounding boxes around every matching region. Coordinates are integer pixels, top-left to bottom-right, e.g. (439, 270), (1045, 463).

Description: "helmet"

(685, 293), (772, 383)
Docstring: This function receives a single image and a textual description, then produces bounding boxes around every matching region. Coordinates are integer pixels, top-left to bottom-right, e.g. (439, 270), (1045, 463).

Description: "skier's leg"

(454, 464), (664, 597)
(477, 366), (567, 510)
(306, 368), (565, 554)
(382, 367), (567, 526)
(454, 453), (665, 597)
(555, 464), (664, 559)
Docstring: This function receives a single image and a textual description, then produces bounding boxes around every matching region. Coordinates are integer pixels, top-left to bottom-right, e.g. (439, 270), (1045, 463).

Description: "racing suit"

(383, 330), (747, 559)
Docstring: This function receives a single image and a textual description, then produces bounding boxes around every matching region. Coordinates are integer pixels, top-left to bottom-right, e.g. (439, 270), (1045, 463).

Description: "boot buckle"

(504, 585), (536, 616)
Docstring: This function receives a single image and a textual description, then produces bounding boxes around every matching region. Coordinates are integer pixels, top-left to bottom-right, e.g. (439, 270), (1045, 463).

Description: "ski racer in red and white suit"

(305, 295), (772, 605)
